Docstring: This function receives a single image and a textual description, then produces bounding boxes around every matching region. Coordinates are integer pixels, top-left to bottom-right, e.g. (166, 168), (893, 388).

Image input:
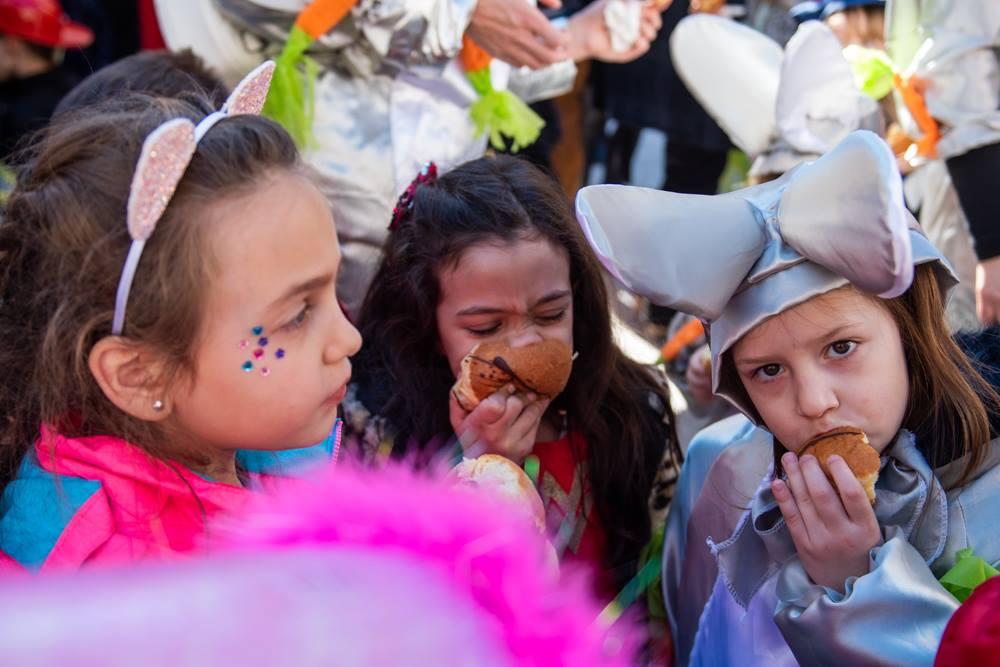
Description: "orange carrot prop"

(893, 73), (940, 159)
(263, 0), (356, 147)
(657, 318), (705, 365)
(297, 0), (355, 36)
(461, 36), (544, 152)
(460, 35), (493, 72)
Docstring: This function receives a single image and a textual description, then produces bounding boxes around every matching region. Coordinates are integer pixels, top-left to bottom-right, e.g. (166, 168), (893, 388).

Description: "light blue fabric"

(0, 453), (100, 570)
(236, 419), (341, 475)
(662, 414), (761, 659)
(236, 441), (333, 475)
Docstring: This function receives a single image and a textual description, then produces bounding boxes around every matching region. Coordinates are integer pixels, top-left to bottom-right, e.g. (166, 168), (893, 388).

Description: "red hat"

(0, 0), (94, 49)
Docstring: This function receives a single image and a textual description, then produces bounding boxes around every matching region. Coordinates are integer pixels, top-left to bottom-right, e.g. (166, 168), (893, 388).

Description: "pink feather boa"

(221, 460), (638, 666)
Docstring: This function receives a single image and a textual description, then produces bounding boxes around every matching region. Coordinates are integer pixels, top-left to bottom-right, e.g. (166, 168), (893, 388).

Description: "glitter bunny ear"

(114, 61), (275, 335)
(114, 118), (196, 334)
(126, 118), (197, 242)
(224, 60), (276, 116)
(195, 60), (276, 141)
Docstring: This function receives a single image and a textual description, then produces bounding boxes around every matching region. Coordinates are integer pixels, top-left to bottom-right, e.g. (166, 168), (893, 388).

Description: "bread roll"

(453, 454), (546, 532)
(452, 340), (573, 411)
(799, 428), (880, 504)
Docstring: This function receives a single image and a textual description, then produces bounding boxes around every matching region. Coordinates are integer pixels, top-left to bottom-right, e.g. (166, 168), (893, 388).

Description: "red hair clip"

(389, 162), (437, 231)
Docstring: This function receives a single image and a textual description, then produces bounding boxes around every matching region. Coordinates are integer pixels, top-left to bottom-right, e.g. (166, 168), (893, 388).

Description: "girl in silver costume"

(576, 130), (1000, 666)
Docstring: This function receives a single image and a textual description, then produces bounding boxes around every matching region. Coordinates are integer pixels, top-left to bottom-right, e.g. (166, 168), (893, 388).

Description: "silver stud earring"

(152, 400), (164, 412)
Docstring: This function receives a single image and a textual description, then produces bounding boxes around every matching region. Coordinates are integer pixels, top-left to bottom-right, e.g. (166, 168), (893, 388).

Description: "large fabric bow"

(576, 130), (913, 323)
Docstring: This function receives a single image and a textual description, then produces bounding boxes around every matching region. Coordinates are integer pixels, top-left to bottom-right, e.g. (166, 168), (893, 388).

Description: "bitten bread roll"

(800, 428), (880, 504)
(452, 340), (573, 412)
(453, 454), (546, 532)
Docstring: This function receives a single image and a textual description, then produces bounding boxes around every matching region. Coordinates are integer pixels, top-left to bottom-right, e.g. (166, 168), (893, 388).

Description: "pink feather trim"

(220, 461), (638, 666)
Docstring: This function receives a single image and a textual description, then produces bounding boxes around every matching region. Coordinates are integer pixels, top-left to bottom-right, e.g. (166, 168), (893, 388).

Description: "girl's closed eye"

(467, 322), (501, 337)
(535, 309), (567, 324)
(282, 303), (313, 331)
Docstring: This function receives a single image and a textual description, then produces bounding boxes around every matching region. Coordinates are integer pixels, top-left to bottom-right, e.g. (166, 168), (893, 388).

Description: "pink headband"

(112, 60), (276, 335)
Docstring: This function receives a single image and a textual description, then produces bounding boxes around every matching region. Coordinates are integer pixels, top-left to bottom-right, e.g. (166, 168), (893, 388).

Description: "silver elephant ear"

(575, 185), (768, 321)
(778, 130), (914, 298)
(670, 14), (783, 158)
(775, 21), (881, 155)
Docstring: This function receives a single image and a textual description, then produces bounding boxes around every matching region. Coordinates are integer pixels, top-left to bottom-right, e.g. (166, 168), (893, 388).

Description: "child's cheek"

(235, 326), (288, 379)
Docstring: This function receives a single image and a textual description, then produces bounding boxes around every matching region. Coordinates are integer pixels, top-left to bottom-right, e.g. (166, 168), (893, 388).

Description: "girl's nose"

(794, 370), (839, 420)
(507, 327), (544, 349)
(324, 307), (362, 364)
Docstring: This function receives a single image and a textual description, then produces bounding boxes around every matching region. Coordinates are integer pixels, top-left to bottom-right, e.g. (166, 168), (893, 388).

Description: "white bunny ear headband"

(112, 60), (276, 335)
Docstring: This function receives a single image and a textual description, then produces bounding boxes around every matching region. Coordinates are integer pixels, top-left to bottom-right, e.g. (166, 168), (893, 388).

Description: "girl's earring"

(152, 400), (165, 412)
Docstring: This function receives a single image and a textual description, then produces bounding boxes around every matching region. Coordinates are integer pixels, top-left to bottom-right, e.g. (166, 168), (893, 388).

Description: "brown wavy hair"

(881, 265), (997, 483)
(0, 95), (301, 492)
(354, 155), (681, 572)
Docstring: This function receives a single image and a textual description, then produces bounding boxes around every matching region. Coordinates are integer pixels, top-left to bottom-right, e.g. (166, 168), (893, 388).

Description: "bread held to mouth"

(799, 428), (880, 504)
(451, 340), (573, 412)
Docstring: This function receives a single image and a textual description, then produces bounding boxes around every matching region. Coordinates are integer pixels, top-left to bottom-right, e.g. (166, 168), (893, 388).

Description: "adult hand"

(771, 452), (882, 592)
(975, 255), (1000, 325)
(467, 0), (570, 70)
(566, 0), (666, 63)
(449, 386), (551, 465)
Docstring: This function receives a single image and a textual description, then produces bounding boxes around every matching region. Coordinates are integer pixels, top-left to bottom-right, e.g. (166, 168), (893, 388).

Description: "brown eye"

(828, 340), (857, 358)
(762, 364), (781, 377)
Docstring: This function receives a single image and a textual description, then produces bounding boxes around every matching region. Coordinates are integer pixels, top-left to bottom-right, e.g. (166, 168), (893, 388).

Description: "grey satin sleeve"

(353, 0), (477, 69)
(773, 532), (959, 667)
(214, 0), (477, 74)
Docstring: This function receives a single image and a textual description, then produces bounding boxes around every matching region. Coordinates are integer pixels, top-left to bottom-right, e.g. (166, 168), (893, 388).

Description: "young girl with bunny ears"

(577, 130), (1000, 666)
(0, 62), (361, 571)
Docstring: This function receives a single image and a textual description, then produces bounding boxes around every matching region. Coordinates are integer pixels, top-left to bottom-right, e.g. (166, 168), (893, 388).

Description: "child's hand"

(450, 387), (551, 465)
(685, 344), (714, 406)
(771, 452), (882, 592)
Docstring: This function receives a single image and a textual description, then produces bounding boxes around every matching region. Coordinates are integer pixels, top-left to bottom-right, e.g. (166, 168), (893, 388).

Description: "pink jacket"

(0, 424), (340, 572)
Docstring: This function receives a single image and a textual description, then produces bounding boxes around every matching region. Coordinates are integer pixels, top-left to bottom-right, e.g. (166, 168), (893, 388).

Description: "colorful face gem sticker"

(251, 326), (263, 336)
(242, 361), (253, 372)
(253, 348), (264, 360)
(275, 348), (286, 359)
(258, 337), (269, 347)
(239, 340), (250, 350)
(261, 367), (271, 377)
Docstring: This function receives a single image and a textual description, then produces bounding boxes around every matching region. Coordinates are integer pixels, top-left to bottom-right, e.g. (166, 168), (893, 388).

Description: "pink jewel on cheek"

(253, 349), (264, 360)
(261, 367), (271, 377)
